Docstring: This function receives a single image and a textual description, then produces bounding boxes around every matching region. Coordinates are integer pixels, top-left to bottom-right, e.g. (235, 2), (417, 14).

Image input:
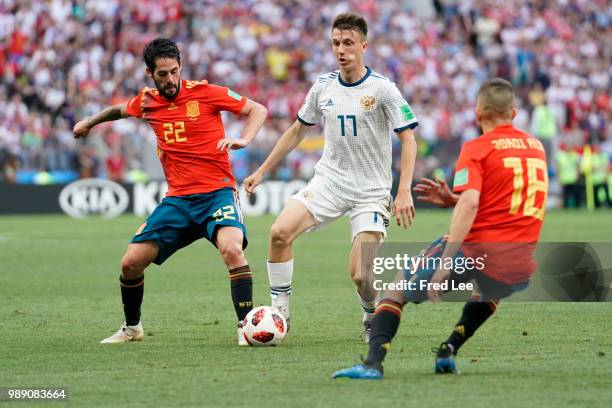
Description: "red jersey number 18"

(502, 157), (547, 221)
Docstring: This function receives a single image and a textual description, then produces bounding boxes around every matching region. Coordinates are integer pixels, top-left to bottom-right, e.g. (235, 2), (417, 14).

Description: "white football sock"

(268, 259), (293, 305)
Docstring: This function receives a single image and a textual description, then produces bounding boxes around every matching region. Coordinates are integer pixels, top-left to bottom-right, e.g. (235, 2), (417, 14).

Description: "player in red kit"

(334, 78), (548, 379)
(73, 38), (267, 345)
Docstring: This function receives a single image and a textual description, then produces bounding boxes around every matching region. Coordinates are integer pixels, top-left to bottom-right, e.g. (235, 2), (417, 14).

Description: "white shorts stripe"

(233, 189), (244, 223)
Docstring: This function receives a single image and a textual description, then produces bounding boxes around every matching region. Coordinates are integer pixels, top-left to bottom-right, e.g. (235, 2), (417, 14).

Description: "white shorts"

(291, 176), (390, 241)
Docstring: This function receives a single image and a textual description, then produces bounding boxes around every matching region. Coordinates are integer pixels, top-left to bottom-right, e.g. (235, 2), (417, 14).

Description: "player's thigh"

(349, 202), (389, 242)
(131, 197), (194, 265)
(215, 226), (247, 265)
(270, 198), (316, 243)
(121, 237), (159, 276)
(349, 231), (383, 281)
(201, 188), (249, 250)
(285, 176), (350, 236)
(403, 236), (449, 303)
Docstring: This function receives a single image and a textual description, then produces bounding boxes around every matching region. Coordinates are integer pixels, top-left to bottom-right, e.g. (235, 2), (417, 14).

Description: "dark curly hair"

(143, 37), (181, 71)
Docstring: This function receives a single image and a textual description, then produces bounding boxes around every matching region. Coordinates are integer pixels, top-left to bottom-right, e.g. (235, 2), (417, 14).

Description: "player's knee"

(121, 255), (145, 279)
(219, 241), (244, 265)
(269, 223), (293, 248)
(351, 271), (365, 288)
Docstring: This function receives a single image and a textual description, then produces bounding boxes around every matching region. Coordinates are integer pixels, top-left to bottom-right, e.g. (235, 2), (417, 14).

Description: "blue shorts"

(403, 236), (529, 302)
(131, 187), (247, 265)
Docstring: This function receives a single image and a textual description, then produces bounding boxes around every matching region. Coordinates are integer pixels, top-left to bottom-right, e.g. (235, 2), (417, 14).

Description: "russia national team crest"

(360, 95), (376, 111)
(186, 101), (200, 119)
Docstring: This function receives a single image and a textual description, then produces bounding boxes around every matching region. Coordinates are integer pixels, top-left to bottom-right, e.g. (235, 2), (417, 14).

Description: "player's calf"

(444, 300), (498, 353)
(433, 300), (499, 373)
(228, 265), (253, 322)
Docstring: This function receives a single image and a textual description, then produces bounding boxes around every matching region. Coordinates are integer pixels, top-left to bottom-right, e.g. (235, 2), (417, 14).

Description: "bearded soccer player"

(333, 78), (548, 379)
(73, 38), (267, 345)
(244, 13), (418, 342)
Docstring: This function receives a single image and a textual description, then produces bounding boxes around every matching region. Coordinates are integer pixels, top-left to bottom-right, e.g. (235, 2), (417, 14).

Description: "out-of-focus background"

(0, 0), (610, 209)
(2, 3), (612, 406)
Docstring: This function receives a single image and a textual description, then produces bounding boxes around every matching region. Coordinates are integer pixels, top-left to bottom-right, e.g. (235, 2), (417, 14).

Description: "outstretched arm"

(243, 120), (310, 193)
(392, 128), (417, 228)
(428, 189), (480, 302)
(217, 99), (268, 151)
(73, 103), (129, 139)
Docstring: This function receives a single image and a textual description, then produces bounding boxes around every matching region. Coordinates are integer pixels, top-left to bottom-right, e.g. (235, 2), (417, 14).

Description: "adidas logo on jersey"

(323, 99), (334, 107)
(168, 103), (178, 110)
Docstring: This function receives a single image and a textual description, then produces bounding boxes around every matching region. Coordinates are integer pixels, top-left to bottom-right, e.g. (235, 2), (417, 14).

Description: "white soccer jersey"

(297, 67), (418, 203)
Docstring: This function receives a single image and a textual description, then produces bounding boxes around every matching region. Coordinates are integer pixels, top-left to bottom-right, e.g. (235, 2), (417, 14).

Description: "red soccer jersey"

(125, 79), (246, 196)
(453, 124), (548, 283)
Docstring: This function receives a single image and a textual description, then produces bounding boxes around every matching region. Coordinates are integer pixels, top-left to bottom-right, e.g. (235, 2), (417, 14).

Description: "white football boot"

(100, 322), (144, 344)
(271, 293), (290, 331)
(237, 321), (248, 346)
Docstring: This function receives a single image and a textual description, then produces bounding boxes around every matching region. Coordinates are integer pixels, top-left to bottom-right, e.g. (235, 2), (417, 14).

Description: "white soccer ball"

(242, 306), (287, 346)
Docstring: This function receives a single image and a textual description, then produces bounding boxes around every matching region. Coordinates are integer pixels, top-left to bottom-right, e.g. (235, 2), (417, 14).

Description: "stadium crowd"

(0, 0), (610, 206)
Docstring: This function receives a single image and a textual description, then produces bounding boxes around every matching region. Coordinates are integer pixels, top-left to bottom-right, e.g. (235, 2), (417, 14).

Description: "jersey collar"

(338, 66), (371, 87)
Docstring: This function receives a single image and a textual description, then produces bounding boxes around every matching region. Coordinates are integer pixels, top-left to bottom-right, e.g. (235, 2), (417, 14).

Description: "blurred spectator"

(590, 146), (610, 208)
(77, 145), (100, 179)
(0, 0), (608, 206)
(106, 145), (125, 183)
(556, 144), (582, 208)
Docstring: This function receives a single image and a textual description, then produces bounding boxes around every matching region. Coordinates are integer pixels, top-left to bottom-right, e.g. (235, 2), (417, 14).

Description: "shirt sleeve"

(453, 141), (484, 193)
(205, 84), (247, 114)
(381, 82), (418, 132)
(125, 91), (143, 118)
(297, 82), (321, 126)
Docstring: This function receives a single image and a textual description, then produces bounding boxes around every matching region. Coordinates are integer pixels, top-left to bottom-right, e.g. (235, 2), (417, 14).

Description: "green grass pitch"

(1, 210), (611, 407)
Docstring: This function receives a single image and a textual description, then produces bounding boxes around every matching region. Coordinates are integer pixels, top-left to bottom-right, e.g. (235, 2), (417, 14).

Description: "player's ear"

(474, 106), (481, 124)
(145, 67), (153, 80)
(510, 107), (517, 120)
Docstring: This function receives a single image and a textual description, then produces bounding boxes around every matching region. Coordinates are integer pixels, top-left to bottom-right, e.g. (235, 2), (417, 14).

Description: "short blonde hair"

(476, 78), (515, 121)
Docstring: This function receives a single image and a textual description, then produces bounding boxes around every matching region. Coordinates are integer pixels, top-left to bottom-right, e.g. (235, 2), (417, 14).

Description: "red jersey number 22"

(163, 121), (187, 144)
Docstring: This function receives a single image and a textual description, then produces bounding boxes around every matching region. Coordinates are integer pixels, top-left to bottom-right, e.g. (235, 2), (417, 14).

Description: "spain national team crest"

(360, 95), (376, 111)
(186, 101), (200, 119)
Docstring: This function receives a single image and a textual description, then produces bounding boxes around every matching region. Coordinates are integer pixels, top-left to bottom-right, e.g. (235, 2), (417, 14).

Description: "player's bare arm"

(72, 102), (129, 139)
(243, 120), (310, 193)
(392, 128), (417, 228)
(428, 189), (480, 302)
(217, 99), (268, 152)
(414, 177), (459, 208)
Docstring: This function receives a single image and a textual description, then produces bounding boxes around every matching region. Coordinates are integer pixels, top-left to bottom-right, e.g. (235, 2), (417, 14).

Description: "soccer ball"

(242, 306), (287, 346)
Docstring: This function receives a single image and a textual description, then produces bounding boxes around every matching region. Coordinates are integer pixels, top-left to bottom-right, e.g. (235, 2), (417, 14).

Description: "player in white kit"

(244, 13), (419, 342)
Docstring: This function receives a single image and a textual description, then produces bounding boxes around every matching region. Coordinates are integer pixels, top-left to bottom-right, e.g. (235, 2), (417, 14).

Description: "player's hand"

(217, 138), (248, 152)
(243, 171), (263, 195)
(414, 177), (455, 208)
(392, 190), (415, 228)
(73, 120), (91, 139)
(428, 265), (451, 303)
